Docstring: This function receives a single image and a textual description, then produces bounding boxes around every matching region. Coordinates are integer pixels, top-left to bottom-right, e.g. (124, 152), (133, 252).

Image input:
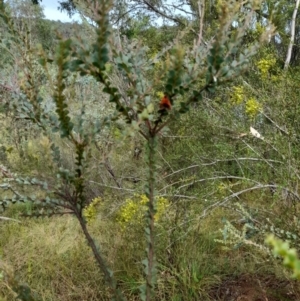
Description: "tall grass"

(0, 204), (288, 301)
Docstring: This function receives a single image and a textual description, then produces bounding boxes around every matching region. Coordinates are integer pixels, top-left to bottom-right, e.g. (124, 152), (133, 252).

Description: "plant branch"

(76, 212), (125, 301)
(284, 0), (300, 69)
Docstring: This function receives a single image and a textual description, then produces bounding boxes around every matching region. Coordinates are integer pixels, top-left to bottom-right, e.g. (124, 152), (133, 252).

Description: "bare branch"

(197, 0), (205, 46)
(142, 0), (186, 26)
(284, 0), (300, 69)
(88, 180), (134, 192)
(261, 111), (289, 136)
(0, 216), (20, 222)
(160, 176), (261, 192)
(166, 184), (290, 245)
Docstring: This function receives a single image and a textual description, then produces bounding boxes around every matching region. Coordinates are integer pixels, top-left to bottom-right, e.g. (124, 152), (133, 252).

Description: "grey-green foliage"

(216, 202), (300, 255)
(215, 200), (300, 281)
(0, 0), (274, 300)
(215, 203), (269, 252)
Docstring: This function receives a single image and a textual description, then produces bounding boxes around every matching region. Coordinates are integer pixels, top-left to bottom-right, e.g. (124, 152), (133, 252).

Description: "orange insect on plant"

(159, 95), (172, 110)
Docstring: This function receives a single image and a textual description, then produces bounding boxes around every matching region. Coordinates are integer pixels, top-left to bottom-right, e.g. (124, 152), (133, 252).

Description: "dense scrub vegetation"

(1, 0), (300, 300)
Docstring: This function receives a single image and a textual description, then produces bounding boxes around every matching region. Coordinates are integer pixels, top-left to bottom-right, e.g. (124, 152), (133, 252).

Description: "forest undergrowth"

(1, 0), (300, 300)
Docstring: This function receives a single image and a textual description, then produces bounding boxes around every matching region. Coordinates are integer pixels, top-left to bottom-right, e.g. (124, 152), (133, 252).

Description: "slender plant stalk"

(76, 212), (125, 301)
(145, 134), (157, 301)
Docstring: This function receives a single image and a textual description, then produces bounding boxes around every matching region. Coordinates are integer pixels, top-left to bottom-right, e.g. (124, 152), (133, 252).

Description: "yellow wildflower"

(116, 194), (169, 230)
(245, 97), (261, 118)
(256, 56), (276, 79)
(83, 197), (102, 224)
(230, 86), (244, 105)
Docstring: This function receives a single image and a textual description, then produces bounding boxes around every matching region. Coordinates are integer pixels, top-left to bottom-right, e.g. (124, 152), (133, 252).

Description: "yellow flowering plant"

(256, 55), (276, 80)
(83, 197), (102, 224)
(230, 85), (245, 105)
(116, 194), (169, 230)
(229, 86), (262, 118)
(245, 97), (262, 118)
